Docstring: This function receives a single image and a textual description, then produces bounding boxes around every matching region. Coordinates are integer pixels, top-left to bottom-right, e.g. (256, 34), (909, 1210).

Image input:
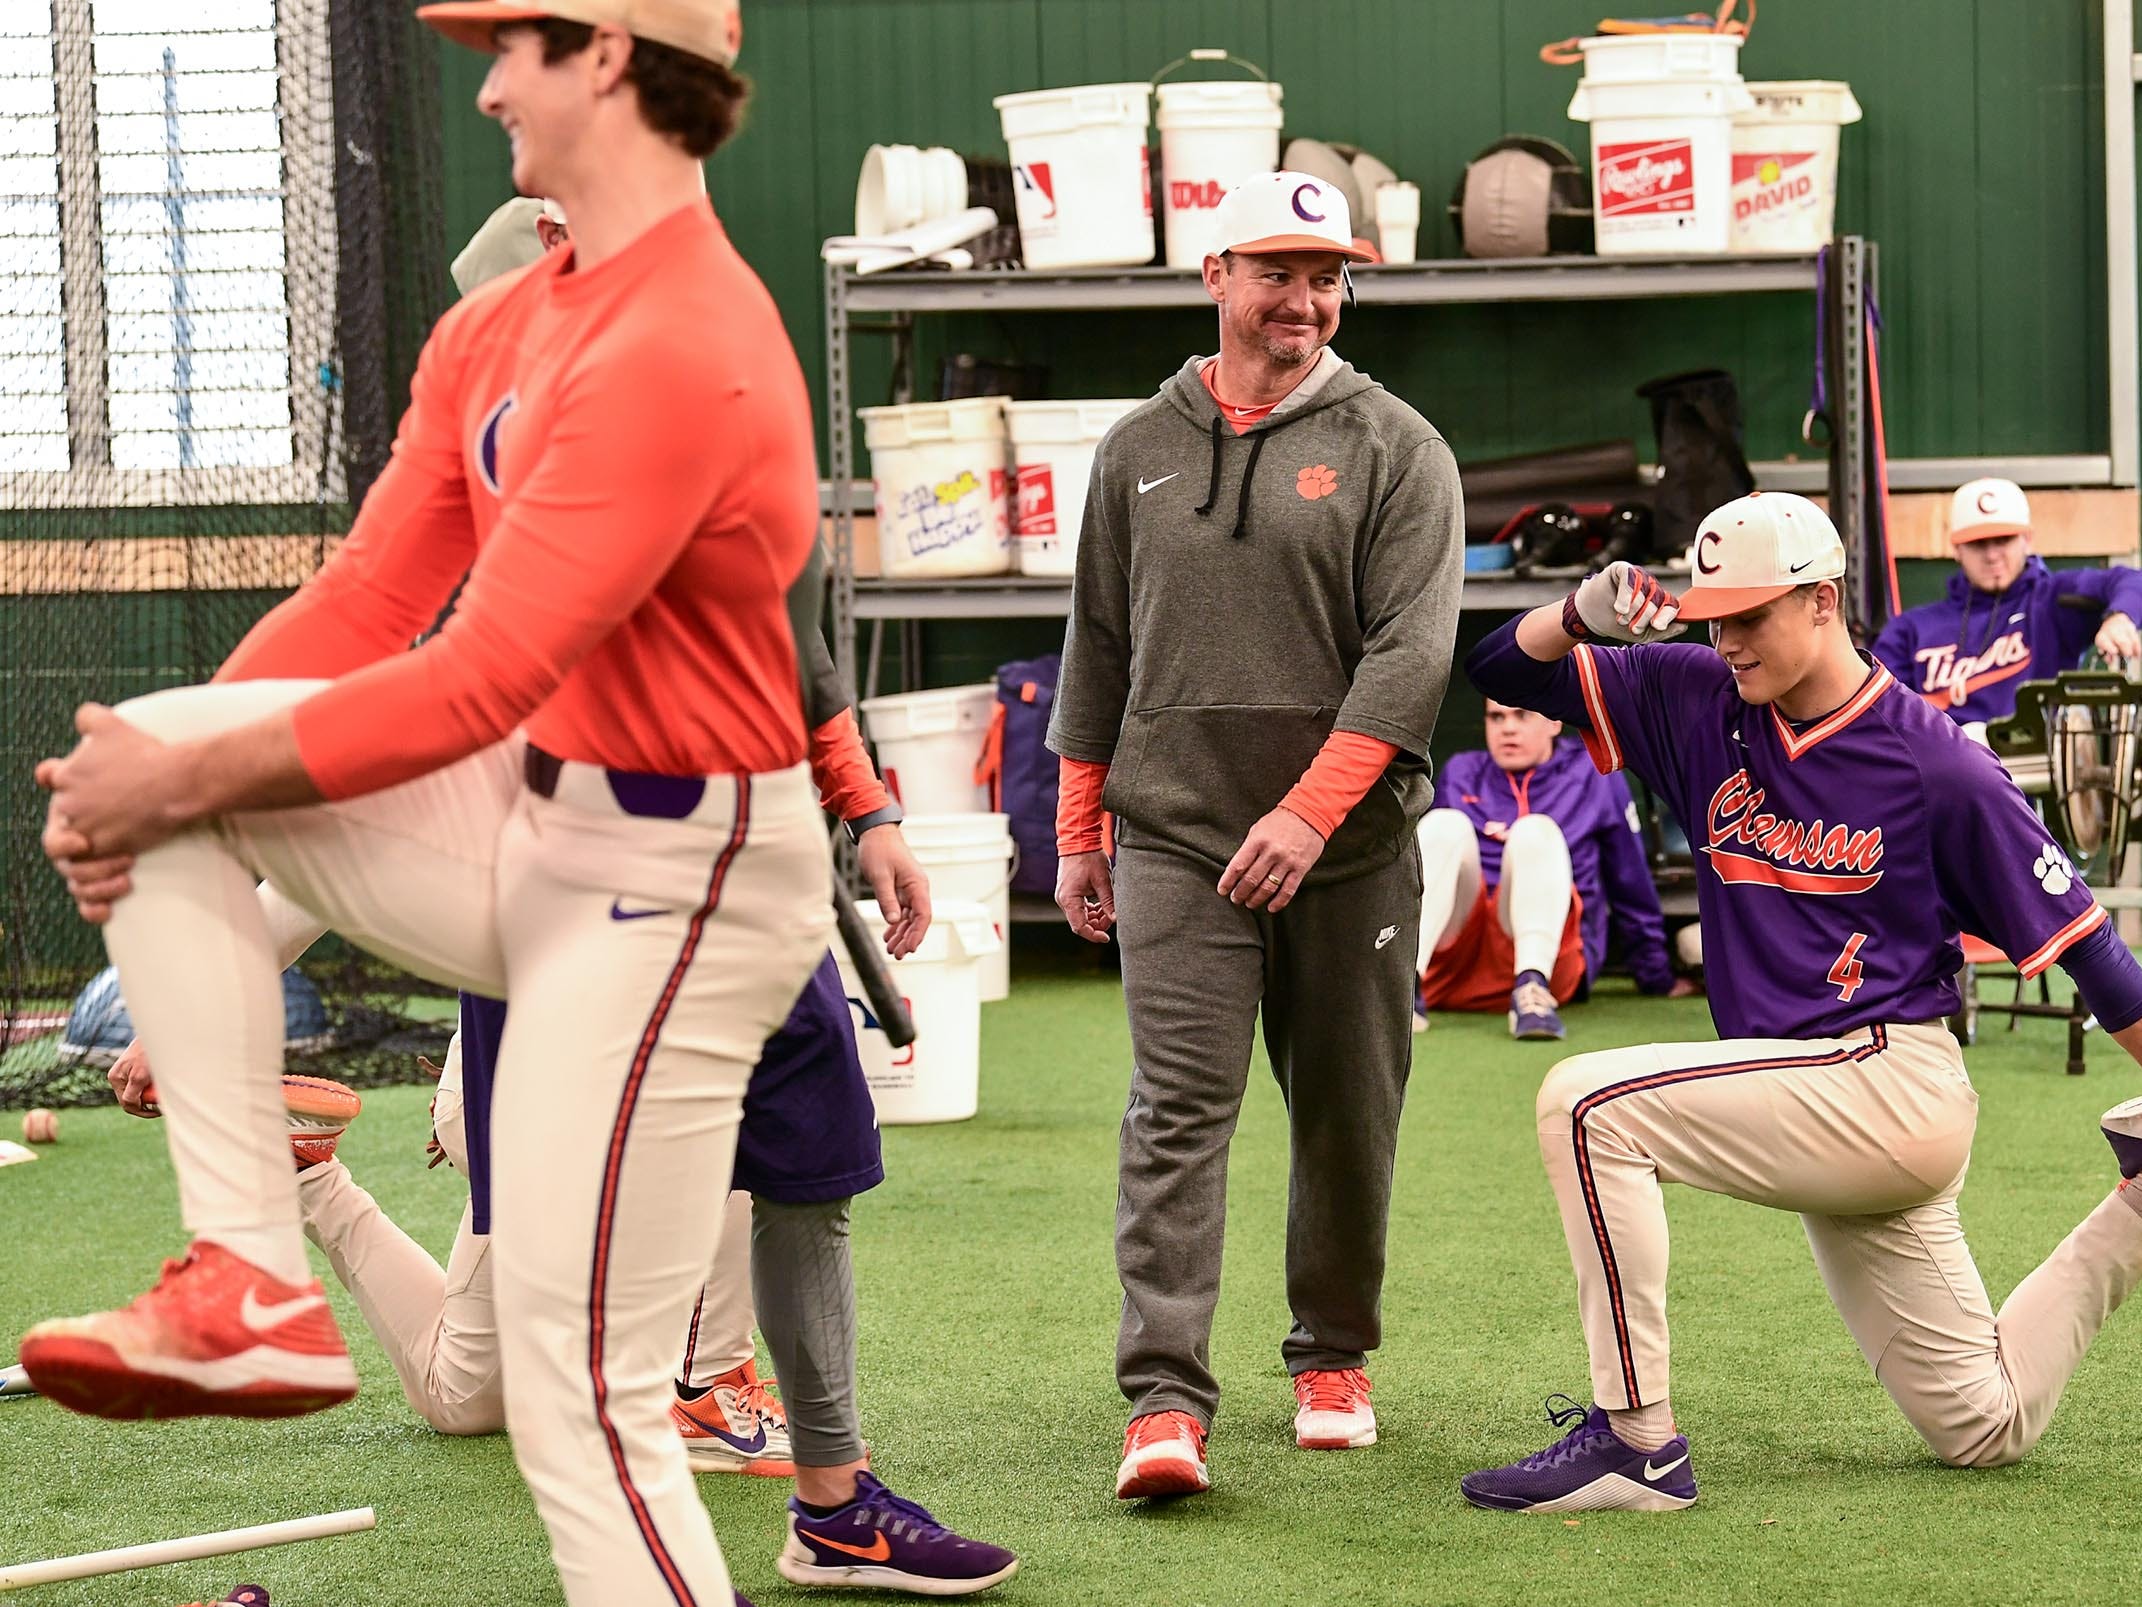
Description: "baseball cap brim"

(1949, 520), (2030, 545)
(1671, 581), (1798, 622)
(416, 2), (556, 51)
(1223, 232), (1377, 262)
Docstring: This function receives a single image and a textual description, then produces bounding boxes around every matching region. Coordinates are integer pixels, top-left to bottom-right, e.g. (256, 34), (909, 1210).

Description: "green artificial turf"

(3, 947), (2141, 1606)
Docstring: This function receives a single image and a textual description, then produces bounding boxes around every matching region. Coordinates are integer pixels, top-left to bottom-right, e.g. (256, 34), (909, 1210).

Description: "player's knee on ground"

(412, 1382), (506, 1437)
(1893, 1380), (2033, 1470)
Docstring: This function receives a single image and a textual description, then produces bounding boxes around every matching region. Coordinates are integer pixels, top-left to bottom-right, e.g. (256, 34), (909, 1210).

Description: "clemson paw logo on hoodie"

(1297, 464), (1338, 501)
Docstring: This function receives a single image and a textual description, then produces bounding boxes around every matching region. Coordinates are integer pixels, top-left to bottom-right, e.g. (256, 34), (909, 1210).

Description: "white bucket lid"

(900, 811), (1012, 847)
(1003, 398), (1144, 444)
(1155, 78), (1283, 129)
(859, 396), (1007, 450)
(1576, 31), (1743, 60)
(858, 683), (997, 738)
(855, 897), (1004, 962)
(1740, 80), (1863, 125)
(993, 82), (1151, 138)
(1569, 75), (1755, 122)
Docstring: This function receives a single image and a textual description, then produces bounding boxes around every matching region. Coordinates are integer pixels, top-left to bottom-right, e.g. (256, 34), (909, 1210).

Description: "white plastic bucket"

(1573, 31), (1743, 83)
(859, 684), (997, 814)
(1155, 79), (1284, 268)
(835, 897), (1001, 1124)
(855, 144), (968, 237)
(1569, 75), (1752, 256)
(1730, 81), (1862, 253)
(859, 398), (1012, 579)
(1002, 398), (1141, 577)
(901, 812), (1015, 1002)
(993, 82), (1154, 269)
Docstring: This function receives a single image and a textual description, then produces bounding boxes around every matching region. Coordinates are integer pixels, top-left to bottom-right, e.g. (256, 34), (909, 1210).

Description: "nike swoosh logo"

(704, 1420), (767, 1455)
(1643, 1453), (1689, 1482)
(1788, 559), (1814, 574)
(799, 1528), (891, 1562)
(240, 1286), (326, 1333)
(1137, 472), (1179, 495)
(1375, 924), (1398, 950)
(609, 899), (668, 921)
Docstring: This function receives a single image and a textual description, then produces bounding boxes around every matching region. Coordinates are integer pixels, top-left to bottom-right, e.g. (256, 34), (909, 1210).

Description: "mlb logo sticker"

(1016, 463), (1057, 537)
(1014, 161), (1058, 233)
(1597, 140), (1695, 217)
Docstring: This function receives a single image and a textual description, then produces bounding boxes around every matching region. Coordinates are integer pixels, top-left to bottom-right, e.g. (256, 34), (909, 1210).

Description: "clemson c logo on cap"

(1292, 183), (1325, 223)
(1977, 489), (1999, 514)
(1695, 530), (1723, 574)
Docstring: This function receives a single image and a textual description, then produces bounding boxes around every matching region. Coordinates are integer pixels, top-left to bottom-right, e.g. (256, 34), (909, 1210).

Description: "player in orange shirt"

(25, 5), (823, 1602)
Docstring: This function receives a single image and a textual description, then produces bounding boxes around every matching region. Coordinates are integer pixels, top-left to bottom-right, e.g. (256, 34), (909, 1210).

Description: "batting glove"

(1568, 561), (1682, 644)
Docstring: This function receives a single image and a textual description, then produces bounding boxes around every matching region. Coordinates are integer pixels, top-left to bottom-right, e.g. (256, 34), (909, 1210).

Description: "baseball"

(22, 1108), (58, 1145)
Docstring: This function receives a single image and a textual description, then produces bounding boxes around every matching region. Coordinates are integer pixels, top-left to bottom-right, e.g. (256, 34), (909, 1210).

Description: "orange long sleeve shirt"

(219, 201), (817, 799)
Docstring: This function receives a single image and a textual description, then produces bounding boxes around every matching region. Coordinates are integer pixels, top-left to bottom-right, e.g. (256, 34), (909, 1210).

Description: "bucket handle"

(1539, 0), (1752, 65)
(1152, 47), (1271, 89)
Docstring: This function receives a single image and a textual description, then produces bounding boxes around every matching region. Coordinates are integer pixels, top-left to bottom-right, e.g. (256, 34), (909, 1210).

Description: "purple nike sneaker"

(2104, 1096), (2142, 1180)
(1461, 1396), (1696, 1513)
(778, 1471), (1018, 1595)
(1509, 970), (1566, 1042)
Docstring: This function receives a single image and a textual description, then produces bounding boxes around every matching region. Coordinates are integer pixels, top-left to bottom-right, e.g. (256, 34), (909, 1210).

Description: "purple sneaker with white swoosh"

(778, 1471), (1018, 1595)
(1461, 1396), (1697, 1513)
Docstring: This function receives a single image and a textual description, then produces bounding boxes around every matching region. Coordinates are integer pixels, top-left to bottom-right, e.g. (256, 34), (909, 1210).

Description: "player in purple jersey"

(1457, 491), (2142, 1513)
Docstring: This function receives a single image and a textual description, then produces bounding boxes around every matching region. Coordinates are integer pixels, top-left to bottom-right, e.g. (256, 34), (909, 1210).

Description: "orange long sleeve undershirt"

(1054, 730), (1399, 855)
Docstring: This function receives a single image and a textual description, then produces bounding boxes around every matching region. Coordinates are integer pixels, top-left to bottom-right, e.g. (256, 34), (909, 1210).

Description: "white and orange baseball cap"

(416, 0), (741, 69)
(1947, 476), (2031, 544)
(1674, 491), (1847, 622)
(1210, 171), (1376, 262)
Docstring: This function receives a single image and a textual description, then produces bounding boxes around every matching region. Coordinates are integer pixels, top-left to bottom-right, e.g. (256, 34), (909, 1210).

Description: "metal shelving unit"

(823, 241), (1876, 704)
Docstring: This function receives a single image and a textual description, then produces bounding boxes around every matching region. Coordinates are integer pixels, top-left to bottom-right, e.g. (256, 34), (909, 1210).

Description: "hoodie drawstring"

(1193, 415), (1224, 517)
(1231, 428), (1269, 541)
(1190, 410), (1304, 542)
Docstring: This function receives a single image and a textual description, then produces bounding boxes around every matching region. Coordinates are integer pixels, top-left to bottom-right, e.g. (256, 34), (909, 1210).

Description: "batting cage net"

(0, 0), (455, 1107)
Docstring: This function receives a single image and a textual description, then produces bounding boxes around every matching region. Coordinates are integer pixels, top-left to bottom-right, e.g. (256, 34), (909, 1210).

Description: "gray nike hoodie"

(1048, 350), (1464, 885)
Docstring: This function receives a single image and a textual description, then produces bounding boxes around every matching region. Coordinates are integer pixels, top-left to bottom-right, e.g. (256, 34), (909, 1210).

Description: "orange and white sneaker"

(283, 1075), (360, 1172)
(19, 1240), (357, 1421)
(1293, 1367), (1376, 1449)
(672, 1359), (796, 1476)
(1115, 1409), (1210, 1499)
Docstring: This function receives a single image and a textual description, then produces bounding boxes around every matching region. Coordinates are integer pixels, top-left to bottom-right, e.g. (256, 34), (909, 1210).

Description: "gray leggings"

(752, 1197), (864, 1466)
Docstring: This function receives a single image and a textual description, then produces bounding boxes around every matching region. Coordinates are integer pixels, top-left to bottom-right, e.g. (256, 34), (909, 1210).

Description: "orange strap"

(1541, 0), (1751, 64)
(973, 701), (1007, 810)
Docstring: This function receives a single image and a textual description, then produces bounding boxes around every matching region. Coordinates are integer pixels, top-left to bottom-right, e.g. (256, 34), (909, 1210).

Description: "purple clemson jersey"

(1469, 623), (2107, 1040)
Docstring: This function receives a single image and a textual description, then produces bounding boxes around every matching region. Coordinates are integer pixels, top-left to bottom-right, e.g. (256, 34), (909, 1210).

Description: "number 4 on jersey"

(1827, 933), (1870, 1003)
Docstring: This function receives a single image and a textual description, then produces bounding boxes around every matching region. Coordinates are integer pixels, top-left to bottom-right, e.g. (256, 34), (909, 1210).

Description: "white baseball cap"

(1948, 476), (2031, 545)
(1675, 491), (1847, 622)
(418, 0), (741, 69)
(1210, 171), (1376, 262)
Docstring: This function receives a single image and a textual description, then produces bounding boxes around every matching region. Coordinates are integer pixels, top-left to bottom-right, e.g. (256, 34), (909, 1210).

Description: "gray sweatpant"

(1112, 835), (1422, 1426)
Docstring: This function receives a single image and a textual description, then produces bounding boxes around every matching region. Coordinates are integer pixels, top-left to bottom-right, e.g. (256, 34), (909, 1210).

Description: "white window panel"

(0, 432), (69, 470)
(104, 269), (287, 315)
(108, 347), (276, 391)
(0, 197), (57, 236)
(106, 308), (288, 352)
(93, 0), (277, 33)
(100, 149), (282, 193)
(0, 231), (57, 274)
(114, 427), (292, 469)
(91, 30), (274, 74)
(0, 311), (61, 354)
(104, 227), (286, 274)
(110, 386), (289, 432)
(0, 151), (57, 193)
(0, 111), (53, 155)
(96, 70), (276, 116)
(0, 351), (63, 389)
(101, 193), (274, 235)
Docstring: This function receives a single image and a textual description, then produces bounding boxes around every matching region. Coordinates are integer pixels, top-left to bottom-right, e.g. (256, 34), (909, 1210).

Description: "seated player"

(1872, 477), (2142, 735)
(1461, 493), (2142, 1513)
(1416, 698), (1691, 1042)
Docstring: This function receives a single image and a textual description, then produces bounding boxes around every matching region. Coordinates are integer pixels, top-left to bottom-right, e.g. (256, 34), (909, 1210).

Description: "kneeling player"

(1416, 698), (1689, 1041)
(1459, 492), (2142, 1512)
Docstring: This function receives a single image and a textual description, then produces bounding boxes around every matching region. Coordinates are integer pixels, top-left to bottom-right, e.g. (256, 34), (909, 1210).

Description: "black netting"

(0, 0), (453, 1107)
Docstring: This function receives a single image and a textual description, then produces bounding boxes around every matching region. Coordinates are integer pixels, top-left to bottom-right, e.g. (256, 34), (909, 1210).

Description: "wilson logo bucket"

(1597, 140), (1695, 216)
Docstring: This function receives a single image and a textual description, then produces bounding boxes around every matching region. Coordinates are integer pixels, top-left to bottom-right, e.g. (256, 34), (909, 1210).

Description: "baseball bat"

(0, 1365), (33, 1400)
(0, 1507), (375, 1591)
(833, 879), (916, 1049)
